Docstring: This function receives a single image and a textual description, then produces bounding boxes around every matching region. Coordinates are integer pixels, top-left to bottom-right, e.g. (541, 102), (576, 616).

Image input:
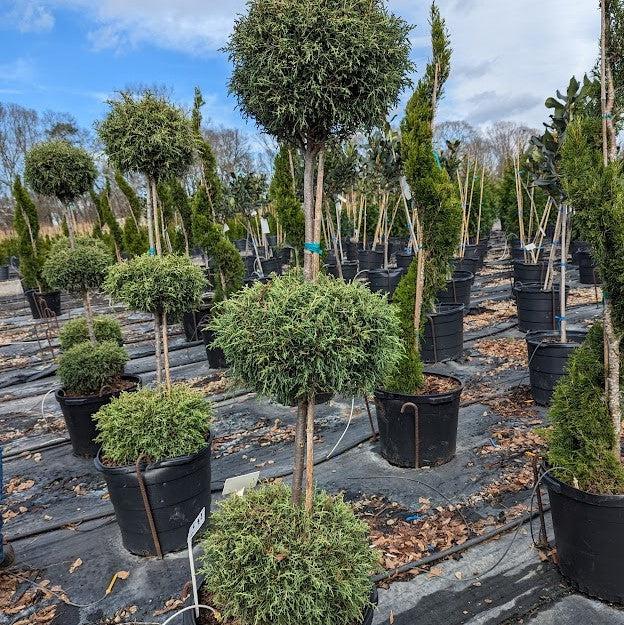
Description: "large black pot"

(25, 290), (61, 319)
(513, 283), (565, 333)
(182, 299), (212, 342)
(396, 251), (415, 272)
(55, 375), (142, 458)
(260, 257), (282, 276)
(570, 240), (590, 265)
(453, 257), (478, 275)
(462, 244), (483, 268)
(357, 249), (384, 271)
(525, 330), (587, 406)
(421, 304), (465, 363)
(181, 587), (379, 625)
(201, 327), (228, 369)
(0, 265), (9, 281)
(273, 247), (292, 265)
(375, 375), (463, 468)
(513, 261), (549, 285)
(511, 245), (545, 262)
(367, 268), (403, 298)
(436, 270), (474, 312)
(577, 250), (600, 285)
(327, 260), (359, 282)
(344, 239), (361, 262)
(543, 470), (624, 604)
(95, 440), (212, 556)
(233, 239), (248, 252)
(242, 254), (258, 278)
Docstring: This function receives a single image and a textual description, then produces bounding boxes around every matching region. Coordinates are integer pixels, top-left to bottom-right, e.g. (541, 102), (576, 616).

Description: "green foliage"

(115, 171), (149, 257)
(104, 253), (206, 320)
(546, 324), (624, 494)
(59, 316), (123, 351)
(211, 270), (403, 405)
(227, 172), (268, 218)
(12, 176), (48, 291)
(42, 236), (113, 294)
(0, 237), (18, 265)
(270, 146), (304, 256)
(97, 91), (195, 182)
(192, 211), (244, 302)
(200, 483), (377, 625)
(94, 384), (213, 464)
(58, 340), (128, 396)
(226, 0), (413, 148)
(24, 140), (96, 205)
(98, 183), (124, 255)
(561, 116), (624, 331)
(468, 174), (497, 239)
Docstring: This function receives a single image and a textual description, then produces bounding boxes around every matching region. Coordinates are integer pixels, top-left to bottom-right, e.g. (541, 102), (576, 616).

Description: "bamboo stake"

(476, 166), (485, 243)
(304, 397), (315, 512)
(559, 205), (568, 343)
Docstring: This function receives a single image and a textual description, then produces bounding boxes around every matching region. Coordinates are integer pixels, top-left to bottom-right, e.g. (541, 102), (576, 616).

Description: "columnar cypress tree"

(98, 181), (124, 261)
(115, 171), (149, 257)
(388, 3), (462, 394)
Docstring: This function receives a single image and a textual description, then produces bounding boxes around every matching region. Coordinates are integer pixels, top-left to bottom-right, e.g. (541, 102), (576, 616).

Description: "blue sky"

(1, 0), (600, 136)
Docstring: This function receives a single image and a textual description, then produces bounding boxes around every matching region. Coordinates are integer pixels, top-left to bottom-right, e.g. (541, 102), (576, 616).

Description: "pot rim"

(526, 329), (588, 349)
(55, 374), (142, 403)
(512, 282), (563, 294)
(375, 372), (464, 402)
(542, 464), (624, 507)
(94, 434), (213, 476)
(428, 303), (465, 318)
(448, 270), (474, 282)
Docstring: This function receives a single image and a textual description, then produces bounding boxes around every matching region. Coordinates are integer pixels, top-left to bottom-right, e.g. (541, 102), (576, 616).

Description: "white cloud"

(0, 58), (36, 83)
(4, 1), (55, 33)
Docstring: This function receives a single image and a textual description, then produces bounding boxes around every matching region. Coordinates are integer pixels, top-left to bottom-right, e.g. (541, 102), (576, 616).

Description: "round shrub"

(24, 141), (96, 204)
(42, 236), (114, 294)
(60, 316), (123, 351)
(58, 340), (128, 396)
(94, 384), (213, 465)
(210, 270), (403, 405)
(103, 253), (206, 320)
(200, 483), (378, 625)
(97, 91), (195, 182)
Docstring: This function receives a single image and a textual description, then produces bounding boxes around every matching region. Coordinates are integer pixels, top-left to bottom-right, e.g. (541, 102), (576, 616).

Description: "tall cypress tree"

(115, 171), (148, 257)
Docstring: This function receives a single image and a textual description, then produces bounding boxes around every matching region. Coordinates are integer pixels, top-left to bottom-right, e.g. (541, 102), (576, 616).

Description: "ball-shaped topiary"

(59, 316), (123, 351)
(94, 384), (213, 465)
(210, 270), (403, 405)
(42, 236), (114, 294)
(97, 92), (195, 182)
(103, 253), (206, 320)
(200, 483), (378, 625)
(24, 141), (96, 205)
(58, 340), (128, 396)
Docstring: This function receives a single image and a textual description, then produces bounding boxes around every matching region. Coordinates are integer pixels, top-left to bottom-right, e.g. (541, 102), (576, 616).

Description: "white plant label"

(187, 507), (206, 618)
(222, 471), (260, 497)
(223, 223), (230, 233)
(335, 199), (342, 213)
(260, 218), (271, 234)
(524, 243), (536, 251)
(400, 176), (412, 201)
(251, 210), (257, 217)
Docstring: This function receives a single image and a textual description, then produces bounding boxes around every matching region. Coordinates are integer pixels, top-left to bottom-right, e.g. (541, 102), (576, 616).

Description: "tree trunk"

(65, 203), (77, 248)
(82, 291), (96, 344)
(146, 176), (156, 255)
(151, 178), (162, 256)
(292, 401), (306, 506)
(162, 311), (172, 391)
(154, 312), (163, 387)
(304, 397), (315, 512)
(605, 304), (622, 459)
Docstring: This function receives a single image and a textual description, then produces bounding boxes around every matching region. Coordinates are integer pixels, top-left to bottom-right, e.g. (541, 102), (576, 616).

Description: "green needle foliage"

(12, 176), (48, 291)
(226, 0), (413, 149)
(60, 316), (123, 351)
(42, 236), (114, 295)
(200, 483), (378, 625)
(211, 270), (403, 405)
(94, 384), (213, 465)
(0, 237), (18, 266)
(58, 340), (128, 396)
(97, 182), (124, 258)
(270, 146), (304, 257)
(24, 140), (96, 205)
(104, 254), (206, 320)
(390, 3), (461, 394)
(115, 171), (149, 257)
(546, 324), (624, 494)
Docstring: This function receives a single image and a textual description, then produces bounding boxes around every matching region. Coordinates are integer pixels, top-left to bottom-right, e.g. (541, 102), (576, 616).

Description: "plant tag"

(223, 223), (230, 233)
(187, 507), (206, 618)
(251, 210), (257, 216)
(222, 471), (260, 497)
(260, 218), (271, 234)
(337, 194), (347, 204)
(524, 243), (536, 251)
(400, 176), (412, 201)
(335, 199), (342, 212)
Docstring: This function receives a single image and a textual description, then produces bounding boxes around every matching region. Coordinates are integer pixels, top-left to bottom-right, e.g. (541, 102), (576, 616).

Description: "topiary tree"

(98, 181), (124, 261)
(115, 171), (149, 257)
(212, 270), (402, 505)
(387, 3), (462, 394)
(12, 176), (48, 292)
(59, 316), (123, 351)
(42, 236), (114, 343)
(104, 254), (206, 388)
(24, 140), (96, 246)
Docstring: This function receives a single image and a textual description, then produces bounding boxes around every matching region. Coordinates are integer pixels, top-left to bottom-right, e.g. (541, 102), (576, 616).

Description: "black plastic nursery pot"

(95, 439), (212, 556)
(513, 260), (550, 285)
(576, 250), (601, 285)
(367, 268), (403, 298)
(511, 245), (546, 262)
(512, 283), (565, 333)
(462, 244), (484, 269)
(182, 588), (378, 625)
(357, 248), (384, 271)
(201, 328), (228, 369)
(327, 260), (359, 282)
(525, 330), (587, 406)
(421, 304), (465, 363)
(55, 375), (142, 458)
(453, 256), (478, 275)
(260, 257), (282, 276)
(375, 375), (463, 468)
(25, 290), (61, 319)
(233, 238), (248, 252)
(0, 265), (9, 281)
(570, 240), (590, 265)
(436, 270), (474, 313)
(182, 301), (212, 343)
(543, 469), (624, 604)
(396, 251), (415, 271)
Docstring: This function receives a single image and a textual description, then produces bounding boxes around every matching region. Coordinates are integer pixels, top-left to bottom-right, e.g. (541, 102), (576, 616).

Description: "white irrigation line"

(325, 397), (355, 460)
(161, 604), (219, 625)
(40, 388), (55, 420)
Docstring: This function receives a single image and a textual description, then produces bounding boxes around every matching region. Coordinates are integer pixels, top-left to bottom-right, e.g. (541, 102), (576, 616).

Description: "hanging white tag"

(337, 194), (347, 204)
(222, 471), (260, 497)
(187, 507), (206, 618)
(524, 243), (536, 251)
(260, 218), (271, 234)
(400, 176), (412, 201)
(251, 210), (257, 217)
(223, 223), (230, 233)
(335, 199), (342, 212)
